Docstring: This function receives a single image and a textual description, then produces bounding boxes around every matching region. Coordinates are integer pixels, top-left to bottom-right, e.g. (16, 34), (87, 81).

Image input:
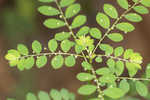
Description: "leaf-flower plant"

(5, 0), (150, 100)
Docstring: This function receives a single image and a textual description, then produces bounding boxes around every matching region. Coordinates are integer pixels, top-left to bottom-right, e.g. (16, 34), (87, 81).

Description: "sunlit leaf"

(133, 5), (149, 14)
(117, 0), (129, 9)
(51, 55), (64, 69)
(136, 81), (148, 97)
(107, 33), (123, 42)
(89, 28), (102, 39)
(78, 85), (97, 95)
(125, 13), (142, 22)
(76, 73), (94, 81)
(17, 44), (29, 55)
(48, 39), (58, 52)
(36, 56), (47, 68)
(32, 40), (42, 54)
(65, 56), (76, 67)
(60, 0), (75, 7)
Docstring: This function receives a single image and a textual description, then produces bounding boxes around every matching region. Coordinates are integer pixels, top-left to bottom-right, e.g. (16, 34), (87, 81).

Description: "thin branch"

(116, 77), (150, 81)
(92, 0), (142, 54)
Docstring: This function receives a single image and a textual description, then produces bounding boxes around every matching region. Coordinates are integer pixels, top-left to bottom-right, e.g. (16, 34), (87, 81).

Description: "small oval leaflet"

(17, 44), (29, 55)
(117, 0), (129, 9)
(44, 18), (65, 29)
(26, 93), (37, 100)
(96, 68), (110, 75)
(60, 0), (75, 7)
(99, 44), (113, 55)
(76, 72), (94, 81)
(115, 61), (124, 76)
(133, 5), (149, 14)
(78, 85), (97, 95)
(38, 6), (60, 16)
(38, 91), (50, 100)
(55, 32), (71, 41)
(65, 3), (81, 18)
(104, 87), (125, 99)
(103, 4), (118, 19)
(36, 56), (47, 68)
(125, 13), (142, 22)
(38, 0), (54, 3)
(114, 46), (124, 57)
(51, 55), (64, 69)
(136, 81), (148, 97)
(61, 40), (74, 52)
(25, 57), (35, 70)
(96, 13), (110, 29)
(50, 89), (62, 100)
(32, 40), (42, 54)
(89, 28), (102, 39)
(48, 39), (58, 52)
(95, 56), (102, 63)
(107, 33), (123, 42)
(81, 61), (92, 70)
(116, 22), (135, 33)
(65, 56), (76, 67)
(71, 15), (87, 29)
(76, 26), (89, 37)
(119, 79), (130, 93)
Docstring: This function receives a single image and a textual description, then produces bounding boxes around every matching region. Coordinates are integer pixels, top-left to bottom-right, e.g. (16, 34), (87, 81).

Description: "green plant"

(5, 0), (150, 100)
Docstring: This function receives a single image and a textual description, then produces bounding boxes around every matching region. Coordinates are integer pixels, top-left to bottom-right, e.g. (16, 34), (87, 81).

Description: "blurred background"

(0, 0), (150, 100)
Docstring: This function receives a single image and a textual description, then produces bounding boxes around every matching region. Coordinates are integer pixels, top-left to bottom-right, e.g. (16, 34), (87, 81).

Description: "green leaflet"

(126, 62), (139, 77)
(50, 89), (62, 100)
(114, 46), (124, 57)
(60, 40), (74, 52)
(60, 0), (75, 7)
(96, 13), (110, 29)
(146, 63), (150, 78)
(26, 93), (37, 100)
(76, 26), (90, 37)
(89, 28), (102, 39)
(107, 33), (123, 42)
(95, 56), (102, 63)
(17, 44), (29, 55)
(78, 85), (97, 95)
(116, 22), (135, 33)
(103, 4), (118, 19)
(25, 57), (35, 70)
(76, 73), (94, 81)
(32, 40), (42, 54)
(119, 80), (130, 93)
(38, 6), (60, 16)
(141, 0), (150, 7)
(115, 61), (124, 76)
(65, 56), (76, 67)
(133, 5), (149, 14)
(123, 49), (133, 59)
(107, 59), (115, 73)
(96, 68), (110, 75)
(136, 81), (148, 97)
(75, 44), (83, 54)
(125, 13), (142, 22)
(71, 15), (87, 29)
(51, 55), (64, 69)
(17, 59), (26, 71)
(104, 88), (125, 99)
(99, 74), (116, 84)
(36, 56), (47, 68)
(48, 39), (58, 52)
(99, 44), (113, 55)
(65, 3), (81, 18)
(55, 32), (71, 41)
(38, 0), (54, 3)
(81, 61), (92, 70)
(44, 18), (65, 29)
(117, 0), (129, 9)
(38, 91), (50, 100)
